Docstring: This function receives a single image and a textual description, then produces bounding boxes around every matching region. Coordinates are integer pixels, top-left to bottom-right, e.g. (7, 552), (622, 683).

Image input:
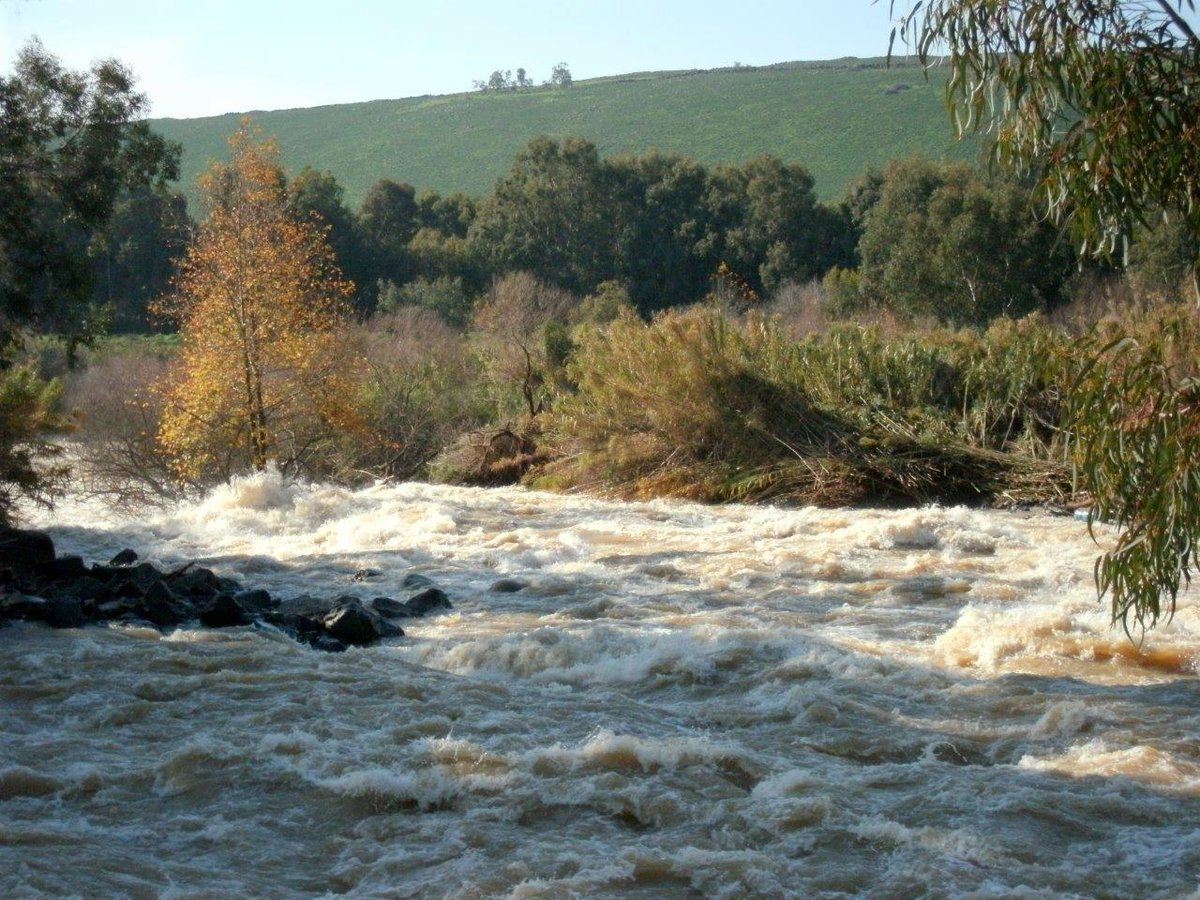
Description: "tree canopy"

(0, 39), (180, 355)
(891, 0), (1200, 259)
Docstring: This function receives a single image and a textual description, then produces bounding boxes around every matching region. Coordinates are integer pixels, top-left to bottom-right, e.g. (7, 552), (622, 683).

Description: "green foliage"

(1, 39), (180, 354)
(150, 59), (975, 210)
(892, 1), (1200, 256)
(857, 158), (1073, 326)
(1067, 309), (1200, 634)
(90, 185), (191, 332)
(544, 307), (1073, 504)
(1127, 216), (1200, 304)
(377, 276), (476, 328)
(0, 366), (68, 525)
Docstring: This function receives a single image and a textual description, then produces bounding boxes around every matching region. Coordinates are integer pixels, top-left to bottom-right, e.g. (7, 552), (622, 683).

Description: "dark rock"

(234, 589), (276, 612)
(376, 618), (405, 638)
(109, 548), (138, 566)
(489, 578), (528, 593)
(0, 528), (55, 573)
(405, 587), (452, 617)
(299, 631), (348, 653)
(48, 556), (88, 580)
(402, 573), (436, 590)
(370, 596), (413, 619)
(322, 599), (382, 646)
(95, 597), (141, 620)
(277, 595), (337, 619)
(43, 595), (85, 629)
(353, 568), (381, 581)
(199, 593), (255, 628)
(135, 581), (194, 629)
(103, 579), (145, 601)
(0, 592), (47, 621)
(166, 568), (225, 601)
(46, 576), (106, 604)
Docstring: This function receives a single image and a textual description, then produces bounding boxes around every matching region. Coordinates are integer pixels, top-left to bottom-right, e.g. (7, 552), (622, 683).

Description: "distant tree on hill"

(548, 63), (573, 87)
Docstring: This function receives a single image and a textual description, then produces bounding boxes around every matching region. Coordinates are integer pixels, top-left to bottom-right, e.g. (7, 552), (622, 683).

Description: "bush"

(540, 306), (1075, 505)
(320, 309), (490, 481)
(61, 343), (183, 507)
(0, 366), (69, 525)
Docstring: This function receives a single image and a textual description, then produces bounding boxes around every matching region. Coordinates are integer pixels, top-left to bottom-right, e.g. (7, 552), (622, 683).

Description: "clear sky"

(0, 0), (902, 119)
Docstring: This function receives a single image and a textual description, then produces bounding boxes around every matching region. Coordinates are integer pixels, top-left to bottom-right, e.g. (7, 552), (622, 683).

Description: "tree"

(469, 136), (619, 295)
(548, 63), (573, 87)
(90, 185), (191, 332)
(358, 178), (421, 296)
(156, 122), (354, 480)
(891, 1), (1200, 260)
(856, 158), (1072, 326)
(288, 167), (369, 311)
(891, 1), (1200, 631)
(702, 156), (849, 296)
(0, 39), (180, 355)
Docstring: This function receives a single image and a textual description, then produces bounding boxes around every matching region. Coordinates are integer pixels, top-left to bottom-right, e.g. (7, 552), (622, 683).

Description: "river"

(3, 471), (1199, 897)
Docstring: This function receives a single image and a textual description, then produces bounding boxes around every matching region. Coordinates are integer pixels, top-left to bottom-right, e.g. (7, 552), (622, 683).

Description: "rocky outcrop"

(0, 526), (454, 652)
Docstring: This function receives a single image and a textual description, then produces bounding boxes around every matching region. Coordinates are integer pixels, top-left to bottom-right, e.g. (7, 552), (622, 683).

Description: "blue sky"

(1, 0), (902, 119)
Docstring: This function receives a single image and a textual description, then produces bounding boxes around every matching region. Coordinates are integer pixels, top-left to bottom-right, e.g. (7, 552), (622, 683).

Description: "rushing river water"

(3, 473), (1200, 898)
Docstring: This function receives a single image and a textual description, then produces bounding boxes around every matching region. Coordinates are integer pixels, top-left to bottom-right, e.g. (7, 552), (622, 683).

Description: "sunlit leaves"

(155, 121), (354, 482)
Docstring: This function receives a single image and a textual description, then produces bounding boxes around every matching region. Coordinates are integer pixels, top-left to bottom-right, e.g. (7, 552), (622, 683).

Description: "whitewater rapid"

(3, 473), (1199, 897)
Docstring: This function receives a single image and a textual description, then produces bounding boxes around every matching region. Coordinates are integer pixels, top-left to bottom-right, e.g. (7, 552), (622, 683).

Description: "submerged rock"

(489, 578), (528, 594)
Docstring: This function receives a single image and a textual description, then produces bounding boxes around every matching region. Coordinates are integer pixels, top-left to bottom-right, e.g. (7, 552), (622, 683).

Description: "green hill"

(151, 58), (977, 210)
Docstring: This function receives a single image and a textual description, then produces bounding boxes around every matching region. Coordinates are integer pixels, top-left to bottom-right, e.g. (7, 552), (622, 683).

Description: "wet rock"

(109, 548), (139, 566)
(277, 595), (337, 619)
(0, 592), (48, 621)
(299, 631), (348, 653)
(370, 596), (413, 619)
(199, 593), (255, 628)
(166, 567), (227, 602)
(402, 573), (437, 590)
(46, 576), (106, 605)
(405, 587), (452, 617)
(0, 528), (55, 572)
(233, 589), (276, 612)
(48, 556), (88, 580)
(353, 568), (381, 582)
(322, 599), (382, 646)
(135, 581), (194, 629)
(42, 595), (85, 629)
(375, 618), (405, 639)
(489, 578), (528, 594)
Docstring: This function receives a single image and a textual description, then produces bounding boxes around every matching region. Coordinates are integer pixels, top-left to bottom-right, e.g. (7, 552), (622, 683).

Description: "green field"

(151, 58), (979, 210)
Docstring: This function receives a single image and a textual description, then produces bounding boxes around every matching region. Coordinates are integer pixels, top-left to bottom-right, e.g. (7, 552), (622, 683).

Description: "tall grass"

(540, 306), (1076, 506)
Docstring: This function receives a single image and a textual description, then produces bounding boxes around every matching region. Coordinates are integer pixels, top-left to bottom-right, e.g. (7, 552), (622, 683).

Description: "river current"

(3, 472), (1199, 897)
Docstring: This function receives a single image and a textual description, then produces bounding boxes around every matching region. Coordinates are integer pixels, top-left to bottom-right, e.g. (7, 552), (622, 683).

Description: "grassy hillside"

(151, 58), (978, 210)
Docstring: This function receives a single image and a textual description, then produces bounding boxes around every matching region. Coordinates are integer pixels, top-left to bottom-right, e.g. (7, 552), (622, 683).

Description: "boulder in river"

(404, 587), (452, 617)
(323, 598), (392, 646)
(0, 528), (55, 573)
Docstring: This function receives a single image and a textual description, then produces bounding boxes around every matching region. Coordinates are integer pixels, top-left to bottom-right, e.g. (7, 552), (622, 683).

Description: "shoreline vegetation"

(24, 293), (1199, 514)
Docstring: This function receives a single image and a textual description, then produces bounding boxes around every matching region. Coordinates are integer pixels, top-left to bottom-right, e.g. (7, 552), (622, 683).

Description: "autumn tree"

(156, 122), (355, 481)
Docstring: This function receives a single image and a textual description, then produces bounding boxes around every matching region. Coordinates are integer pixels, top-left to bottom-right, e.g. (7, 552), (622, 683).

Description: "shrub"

(61, 343), (182, 507)
(0, 366), (69, 525)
